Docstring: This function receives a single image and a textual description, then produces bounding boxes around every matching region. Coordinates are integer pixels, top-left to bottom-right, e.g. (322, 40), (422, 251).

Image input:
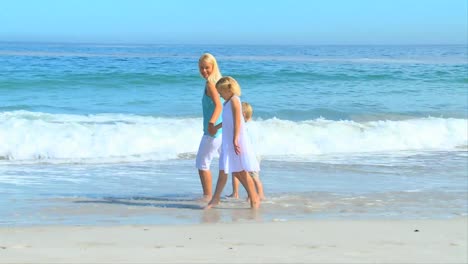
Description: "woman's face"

(199, 61), (213, 79)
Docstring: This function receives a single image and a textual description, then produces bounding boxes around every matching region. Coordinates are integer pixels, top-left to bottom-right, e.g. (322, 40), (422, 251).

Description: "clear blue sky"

(1, 0), (466, 45)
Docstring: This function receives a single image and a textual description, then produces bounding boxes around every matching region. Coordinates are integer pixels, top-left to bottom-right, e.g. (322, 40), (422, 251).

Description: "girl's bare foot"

(246, 196), (265, 202)
(197, 195), (212, 203)
(204, 198), (220, 210)
(250, 197), (260, 209)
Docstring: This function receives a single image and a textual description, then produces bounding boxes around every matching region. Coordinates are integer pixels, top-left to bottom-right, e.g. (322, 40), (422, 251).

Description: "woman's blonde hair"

(199, 53), (222, 84)
(242, 102), (253, 120)
(215, 76), (241, 96)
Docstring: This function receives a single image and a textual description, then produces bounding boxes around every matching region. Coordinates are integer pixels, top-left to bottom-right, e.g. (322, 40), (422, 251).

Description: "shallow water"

(1, 151), (466, 226)
(0, 43), (466, 225)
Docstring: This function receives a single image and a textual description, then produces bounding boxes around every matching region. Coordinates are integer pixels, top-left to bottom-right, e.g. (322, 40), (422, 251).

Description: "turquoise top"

(202, 89), (224, 137)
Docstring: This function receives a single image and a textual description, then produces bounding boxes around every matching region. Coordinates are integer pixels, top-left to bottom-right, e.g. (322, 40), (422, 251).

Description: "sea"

(0, 42), (467, 226)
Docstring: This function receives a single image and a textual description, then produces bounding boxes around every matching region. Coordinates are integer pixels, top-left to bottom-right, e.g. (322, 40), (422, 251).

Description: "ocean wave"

(0, 73), (198, 89)
(234, 69), (468, 83)
(0, 111), (466, 164)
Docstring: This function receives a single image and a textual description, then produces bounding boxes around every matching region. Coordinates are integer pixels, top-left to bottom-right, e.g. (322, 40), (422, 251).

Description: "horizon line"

(0, 40), (466, 47)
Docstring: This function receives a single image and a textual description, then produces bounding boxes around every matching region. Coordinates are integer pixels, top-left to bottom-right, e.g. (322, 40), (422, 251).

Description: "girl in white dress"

(228, 102), (265, 201)
(206, 76), (260, 209)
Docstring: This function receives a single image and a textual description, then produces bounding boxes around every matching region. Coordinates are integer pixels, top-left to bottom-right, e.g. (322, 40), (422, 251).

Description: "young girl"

(206, 77), (260, 209)
(227, 102), (265, 201)
(195, 53), (224, 201)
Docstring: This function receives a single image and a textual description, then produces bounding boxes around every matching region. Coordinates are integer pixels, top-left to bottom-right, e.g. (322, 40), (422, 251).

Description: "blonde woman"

(195, 53), (224, 201)
(206, 76), (260, 209)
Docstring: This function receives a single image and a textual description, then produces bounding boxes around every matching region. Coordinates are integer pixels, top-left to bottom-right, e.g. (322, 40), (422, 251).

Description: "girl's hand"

(234, 138), (241, 155)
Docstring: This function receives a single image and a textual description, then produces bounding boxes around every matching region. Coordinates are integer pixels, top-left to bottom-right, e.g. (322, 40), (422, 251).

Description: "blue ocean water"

(0, 42), (467, 225)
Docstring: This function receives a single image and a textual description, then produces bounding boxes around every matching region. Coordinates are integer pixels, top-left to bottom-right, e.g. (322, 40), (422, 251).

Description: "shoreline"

(1, 218), (466, 264)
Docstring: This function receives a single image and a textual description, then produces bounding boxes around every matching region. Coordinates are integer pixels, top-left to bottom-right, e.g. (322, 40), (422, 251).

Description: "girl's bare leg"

(227, 175), (240, 198)
(205, 170), (227, 209)
(198, 169), (212, 201)
(234, 171), (260, 209)
(253, 177), (265, 200)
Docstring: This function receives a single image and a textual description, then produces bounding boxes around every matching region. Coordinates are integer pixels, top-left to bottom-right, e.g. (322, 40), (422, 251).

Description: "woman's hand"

(208, 122), (216, 136)
(208, 122), (222, 136)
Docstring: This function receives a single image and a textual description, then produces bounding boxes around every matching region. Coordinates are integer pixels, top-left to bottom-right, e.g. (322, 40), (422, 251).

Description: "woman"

(195, 53), (224, 201)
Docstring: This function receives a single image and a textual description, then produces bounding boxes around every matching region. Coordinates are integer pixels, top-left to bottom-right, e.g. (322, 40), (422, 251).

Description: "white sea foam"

(0, 111), (466, 164)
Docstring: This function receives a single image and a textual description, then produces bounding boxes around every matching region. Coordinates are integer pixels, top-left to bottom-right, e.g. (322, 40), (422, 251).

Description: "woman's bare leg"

(198, 169), (212, 201)
(205, 170), (227, 209)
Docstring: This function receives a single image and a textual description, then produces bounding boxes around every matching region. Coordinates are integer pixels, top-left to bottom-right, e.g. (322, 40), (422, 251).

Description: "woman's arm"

(206, 81), (222, 136)
(231, 97), (242, 155)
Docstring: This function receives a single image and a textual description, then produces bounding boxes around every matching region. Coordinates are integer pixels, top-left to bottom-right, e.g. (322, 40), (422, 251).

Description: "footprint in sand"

(9, 244), (32, 249)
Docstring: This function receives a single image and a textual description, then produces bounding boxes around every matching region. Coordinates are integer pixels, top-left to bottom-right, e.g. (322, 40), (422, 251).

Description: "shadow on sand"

(73, 196), (204, 210)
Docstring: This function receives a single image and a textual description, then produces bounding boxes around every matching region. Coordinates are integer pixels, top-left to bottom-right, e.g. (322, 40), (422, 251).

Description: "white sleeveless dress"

(219, 96), (260, 174)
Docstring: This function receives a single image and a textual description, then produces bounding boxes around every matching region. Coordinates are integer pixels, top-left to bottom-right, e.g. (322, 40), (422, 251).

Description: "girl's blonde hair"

(242, 102), (253, 120)
(199, 53), (222, 84)
(215, 76), (241, 96)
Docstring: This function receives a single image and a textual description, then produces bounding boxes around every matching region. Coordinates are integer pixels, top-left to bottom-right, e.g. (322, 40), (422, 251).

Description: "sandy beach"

(1, 218), (466, 264)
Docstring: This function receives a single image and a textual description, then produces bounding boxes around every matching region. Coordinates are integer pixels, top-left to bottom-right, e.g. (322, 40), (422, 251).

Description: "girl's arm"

(231, 97), (242, 155)
(209, 122), (222, 135)
(214, 122), (222, 130)
(206, 81), (222, 136)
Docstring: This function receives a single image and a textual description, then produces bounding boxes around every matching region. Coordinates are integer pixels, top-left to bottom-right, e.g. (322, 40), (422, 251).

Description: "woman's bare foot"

(204, 198), (220, 210)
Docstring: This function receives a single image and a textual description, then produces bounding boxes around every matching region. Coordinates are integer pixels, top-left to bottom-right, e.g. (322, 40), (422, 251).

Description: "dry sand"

(1, 218), (466, 263)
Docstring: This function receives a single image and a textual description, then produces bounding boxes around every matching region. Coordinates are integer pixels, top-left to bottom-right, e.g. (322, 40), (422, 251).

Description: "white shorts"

(195, 135), (222, 170)
(249, 171), (259, 178)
